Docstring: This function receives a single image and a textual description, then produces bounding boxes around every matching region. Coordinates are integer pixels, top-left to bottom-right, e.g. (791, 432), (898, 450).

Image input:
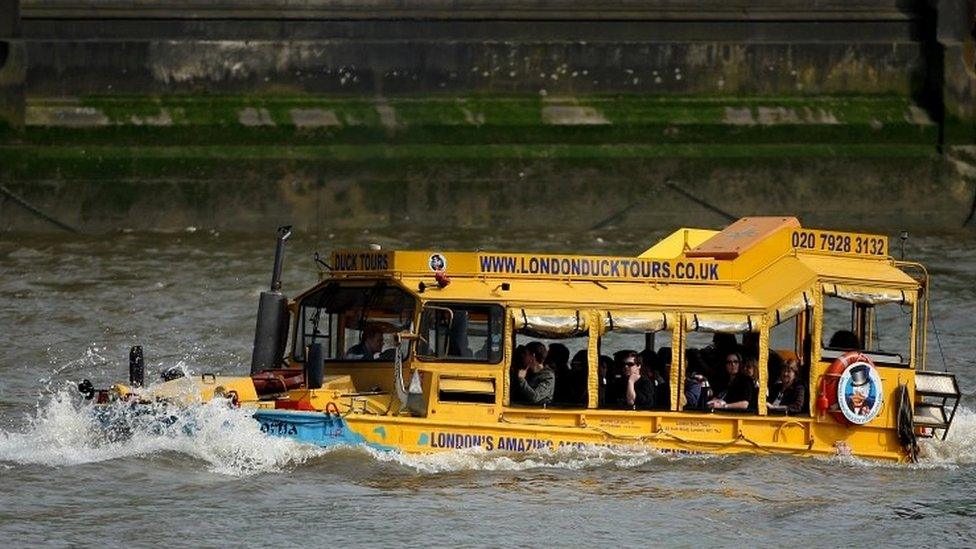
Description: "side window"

(769, 312), (812, 415)
(821, 294), (911, 366)
(680, 319), (760, 414)
(770, 313), (808, 369)
(867, 303), (912, 365)
(417, 303), (504, 363)
(822, 296), (858, 350)
(513, 331), (589, 408)
(770, 315), (798, 357)
(511, 310), (589, 408)
(598, 323), (673, 411)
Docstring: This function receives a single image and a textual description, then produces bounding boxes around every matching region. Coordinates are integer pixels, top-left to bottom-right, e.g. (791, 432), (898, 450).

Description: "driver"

(346, 326), (385, 360)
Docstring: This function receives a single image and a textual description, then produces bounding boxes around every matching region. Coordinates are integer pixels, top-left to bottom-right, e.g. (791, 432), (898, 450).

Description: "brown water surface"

(1, 228), (975, 545)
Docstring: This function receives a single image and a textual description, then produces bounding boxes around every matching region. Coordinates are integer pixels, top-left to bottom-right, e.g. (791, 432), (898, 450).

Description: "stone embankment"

(1, 1), (974, 232)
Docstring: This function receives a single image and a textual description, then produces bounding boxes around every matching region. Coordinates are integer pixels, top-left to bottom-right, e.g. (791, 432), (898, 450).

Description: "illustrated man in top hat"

(847, 366), (875, 416)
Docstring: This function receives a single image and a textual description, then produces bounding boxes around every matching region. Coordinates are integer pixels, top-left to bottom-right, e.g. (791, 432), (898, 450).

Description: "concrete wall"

(11, 1), (966, 134)
(16, 0), (933, 97)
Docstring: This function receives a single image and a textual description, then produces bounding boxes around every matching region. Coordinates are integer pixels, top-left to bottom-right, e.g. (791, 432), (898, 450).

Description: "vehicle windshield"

(294, 282), (416, 362)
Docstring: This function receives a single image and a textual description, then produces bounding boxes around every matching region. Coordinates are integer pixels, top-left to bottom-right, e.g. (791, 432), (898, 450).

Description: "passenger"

(567, 349), (589, 406)
(607, 351), (655, 410)
(513, 341), (555, 406)
(703, 333), (739, 375)
(612, 349), (633, 373)
(605, 350), (631, 405)
(547, 343), (570, 369)
(829, 330), (861, 350)
(767, 359), (806, 415)
(657, 346), (672, 370)
(345, 326), (385, 359)
(548, 343), (574, 405)
(597, 354), (614, 408)
(710, 357), (732, 400)
(683, 348), (711, 411)
(741, 357), (760, 411)
(707, 351), (756, 411)
(606, 349), (634, 396)
(640, 349), (670, 410)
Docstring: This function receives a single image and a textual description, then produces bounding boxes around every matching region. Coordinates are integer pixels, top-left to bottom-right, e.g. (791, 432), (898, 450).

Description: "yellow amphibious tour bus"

(87, 217), (961, 462)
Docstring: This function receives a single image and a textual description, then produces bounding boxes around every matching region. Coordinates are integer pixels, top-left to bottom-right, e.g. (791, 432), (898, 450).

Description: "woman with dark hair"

(707, 351), (756, 411)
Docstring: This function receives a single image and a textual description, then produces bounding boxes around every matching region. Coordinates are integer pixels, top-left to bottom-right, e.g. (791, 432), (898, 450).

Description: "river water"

(1, 228), (975, 546)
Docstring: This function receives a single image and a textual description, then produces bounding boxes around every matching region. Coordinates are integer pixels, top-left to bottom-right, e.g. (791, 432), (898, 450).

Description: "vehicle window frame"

(415, 301), (506, 365)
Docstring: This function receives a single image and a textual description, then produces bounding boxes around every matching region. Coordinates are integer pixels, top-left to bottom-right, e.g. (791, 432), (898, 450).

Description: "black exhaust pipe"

(250, 226), (292, 376)
(129, 346), (145, 387)
(270, 225), (291, 292)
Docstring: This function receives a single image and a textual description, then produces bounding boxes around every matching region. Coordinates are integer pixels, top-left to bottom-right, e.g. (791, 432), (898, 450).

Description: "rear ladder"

(914, 371), (961, 440)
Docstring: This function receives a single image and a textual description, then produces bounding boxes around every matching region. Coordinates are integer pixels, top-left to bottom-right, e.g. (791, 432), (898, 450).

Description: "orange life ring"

(816, 351), (884, 425)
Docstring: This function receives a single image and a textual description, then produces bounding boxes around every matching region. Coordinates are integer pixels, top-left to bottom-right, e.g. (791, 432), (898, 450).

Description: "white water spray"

(0, 387), (324, 476)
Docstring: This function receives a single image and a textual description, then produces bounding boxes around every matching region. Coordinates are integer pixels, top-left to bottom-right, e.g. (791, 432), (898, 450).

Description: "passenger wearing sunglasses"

(606, 351), (655, 410)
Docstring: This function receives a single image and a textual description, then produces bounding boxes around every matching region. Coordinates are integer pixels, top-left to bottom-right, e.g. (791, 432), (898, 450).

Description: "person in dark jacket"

(767, 359), (806, 415)
(683, 348), (711, 411)
(564, 349), (589, 407)
(514, 341), (555, 406)
(548, 343), (574, 405)
(607, 351), (655, 410)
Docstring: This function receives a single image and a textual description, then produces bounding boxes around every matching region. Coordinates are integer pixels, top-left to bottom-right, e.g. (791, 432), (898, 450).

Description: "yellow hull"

(252, 403), (910, 462)
(113, 372), (911, 462)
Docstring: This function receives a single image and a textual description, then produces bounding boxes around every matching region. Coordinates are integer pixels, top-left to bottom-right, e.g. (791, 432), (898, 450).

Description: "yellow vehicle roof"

(321, 217), (920, 318)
